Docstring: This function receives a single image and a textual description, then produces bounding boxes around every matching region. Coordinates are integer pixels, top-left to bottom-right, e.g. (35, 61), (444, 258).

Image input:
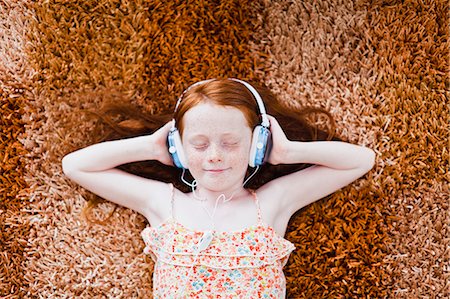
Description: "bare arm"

(62, 121), (174, 221)
(260, 116), (375, 217)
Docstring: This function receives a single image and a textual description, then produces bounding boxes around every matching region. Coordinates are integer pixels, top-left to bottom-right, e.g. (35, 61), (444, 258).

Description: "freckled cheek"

(233, 148), (250, 166)
(188, 153), (200, 162)
(226, 148), (251, 174)
(185, 150), (203, 168)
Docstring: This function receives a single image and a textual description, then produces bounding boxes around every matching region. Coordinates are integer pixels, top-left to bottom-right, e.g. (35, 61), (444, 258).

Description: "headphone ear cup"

(167, 129), (189, 169)
(249, 125), (271, 167)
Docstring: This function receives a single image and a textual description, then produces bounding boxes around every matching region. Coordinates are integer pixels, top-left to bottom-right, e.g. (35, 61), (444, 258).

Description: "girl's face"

(181, 102), (252, 192)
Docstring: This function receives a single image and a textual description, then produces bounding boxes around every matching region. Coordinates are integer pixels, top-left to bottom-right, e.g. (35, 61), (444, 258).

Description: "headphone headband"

(173, 78), (269, 128)
(229, 78), (269, 127)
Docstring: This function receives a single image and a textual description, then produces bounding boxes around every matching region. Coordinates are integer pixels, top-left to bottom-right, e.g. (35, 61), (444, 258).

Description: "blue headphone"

(168, 78), (271, 169)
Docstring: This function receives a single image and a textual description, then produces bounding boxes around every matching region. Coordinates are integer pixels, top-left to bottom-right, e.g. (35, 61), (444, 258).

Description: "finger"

(166, 119), (175, 128)
(161, 120), (174, 132)
(267, 115), (282, 131)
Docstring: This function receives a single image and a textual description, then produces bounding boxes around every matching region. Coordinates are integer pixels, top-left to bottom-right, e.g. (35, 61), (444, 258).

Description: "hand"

(150, 120), (174, 166)
(267, 115), (291, 165)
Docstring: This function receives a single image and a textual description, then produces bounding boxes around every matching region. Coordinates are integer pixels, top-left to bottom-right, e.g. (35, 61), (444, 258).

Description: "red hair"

(174, 79), (260, 136)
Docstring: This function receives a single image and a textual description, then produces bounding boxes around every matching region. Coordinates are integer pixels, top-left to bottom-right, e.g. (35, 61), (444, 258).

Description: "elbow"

(61, 154), (76, 176)
(362, 148), (376, 172)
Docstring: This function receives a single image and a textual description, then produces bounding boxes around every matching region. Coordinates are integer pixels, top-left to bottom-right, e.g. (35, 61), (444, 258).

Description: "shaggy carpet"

(1, 0), (448, 298)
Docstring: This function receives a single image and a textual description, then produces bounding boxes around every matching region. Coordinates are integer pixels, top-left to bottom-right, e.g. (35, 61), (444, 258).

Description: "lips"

(205, 168), (229, 173)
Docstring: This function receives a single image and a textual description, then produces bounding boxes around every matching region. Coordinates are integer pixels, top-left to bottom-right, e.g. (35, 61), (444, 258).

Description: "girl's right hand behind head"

(150, 120), (175, 166)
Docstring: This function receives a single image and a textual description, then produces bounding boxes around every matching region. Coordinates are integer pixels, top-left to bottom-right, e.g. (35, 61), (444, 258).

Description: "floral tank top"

(141, 185), (296, 298)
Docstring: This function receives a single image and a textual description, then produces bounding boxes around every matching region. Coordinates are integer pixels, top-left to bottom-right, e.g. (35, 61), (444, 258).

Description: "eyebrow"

(190, 132), (239, 137)
(186, 133), (242, 142)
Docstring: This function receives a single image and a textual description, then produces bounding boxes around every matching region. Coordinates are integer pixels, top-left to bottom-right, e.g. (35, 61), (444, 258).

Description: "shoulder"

(254, 183), (291, 228)
(145, 183), (188, 227)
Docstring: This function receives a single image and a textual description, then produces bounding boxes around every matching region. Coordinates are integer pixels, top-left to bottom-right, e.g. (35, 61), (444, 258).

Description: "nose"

(206, 143), (223, 163)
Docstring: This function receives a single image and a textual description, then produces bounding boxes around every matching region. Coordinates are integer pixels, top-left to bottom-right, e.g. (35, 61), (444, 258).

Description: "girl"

(62, 78), (375, 298)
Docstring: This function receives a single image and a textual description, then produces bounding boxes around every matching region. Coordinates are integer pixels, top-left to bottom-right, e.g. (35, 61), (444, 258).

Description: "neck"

(194, 185), (247, 205)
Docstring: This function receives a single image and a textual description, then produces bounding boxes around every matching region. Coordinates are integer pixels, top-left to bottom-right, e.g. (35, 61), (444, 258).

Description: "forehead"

(182, 102), (250, 136)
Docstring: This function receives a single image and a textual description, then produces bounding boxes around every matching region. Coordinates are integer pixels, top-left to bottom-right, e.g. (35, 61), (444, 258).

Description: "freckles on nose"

(207, 145), (222, 161)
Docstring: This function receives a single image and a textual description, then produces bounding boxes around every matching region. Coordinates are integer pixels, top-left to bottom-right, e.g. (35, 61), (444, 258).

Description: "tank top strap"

(168, 183), (175, 220)
(249, 189), (263, 225)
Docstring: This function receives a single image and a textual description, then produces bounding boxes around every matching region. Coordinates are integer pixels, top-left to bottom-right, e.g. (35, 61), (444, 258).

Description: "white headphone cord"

(243, 166), (259, 187)
(180, 168), (195, 188)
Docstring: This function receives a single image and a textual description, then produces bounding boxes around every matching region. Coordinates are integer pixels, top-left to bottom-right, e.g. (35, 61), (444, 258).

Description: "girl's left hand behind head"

(266, 115), (290, 165)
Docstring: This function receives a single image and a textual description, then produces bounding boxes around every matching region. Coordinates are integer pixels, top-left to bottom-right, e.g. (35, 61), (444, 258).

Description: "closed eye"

(193, 144), (208, 150)
(222, 142), (239, 148)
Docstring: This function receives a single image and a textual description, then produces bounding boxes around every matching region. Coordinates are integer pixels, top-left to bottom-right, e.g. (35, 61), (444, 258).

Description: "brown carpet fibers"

(365, 1), (449, 296)
(1, 1), (34, 297)
(1, 0), (448, 298)
(252, 1), (389, 297)
(0, 75), (30, 298)
(16, 0), (265, 298)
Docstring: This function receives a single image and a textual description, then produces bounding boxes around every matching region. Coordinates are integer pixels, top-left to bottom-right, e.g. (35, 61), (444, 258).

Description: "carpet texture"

(364, 1), (448, 296)
(252, 1), (389, 297)
(1, 0), (448, 298)
(1, 1), (34, 298)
